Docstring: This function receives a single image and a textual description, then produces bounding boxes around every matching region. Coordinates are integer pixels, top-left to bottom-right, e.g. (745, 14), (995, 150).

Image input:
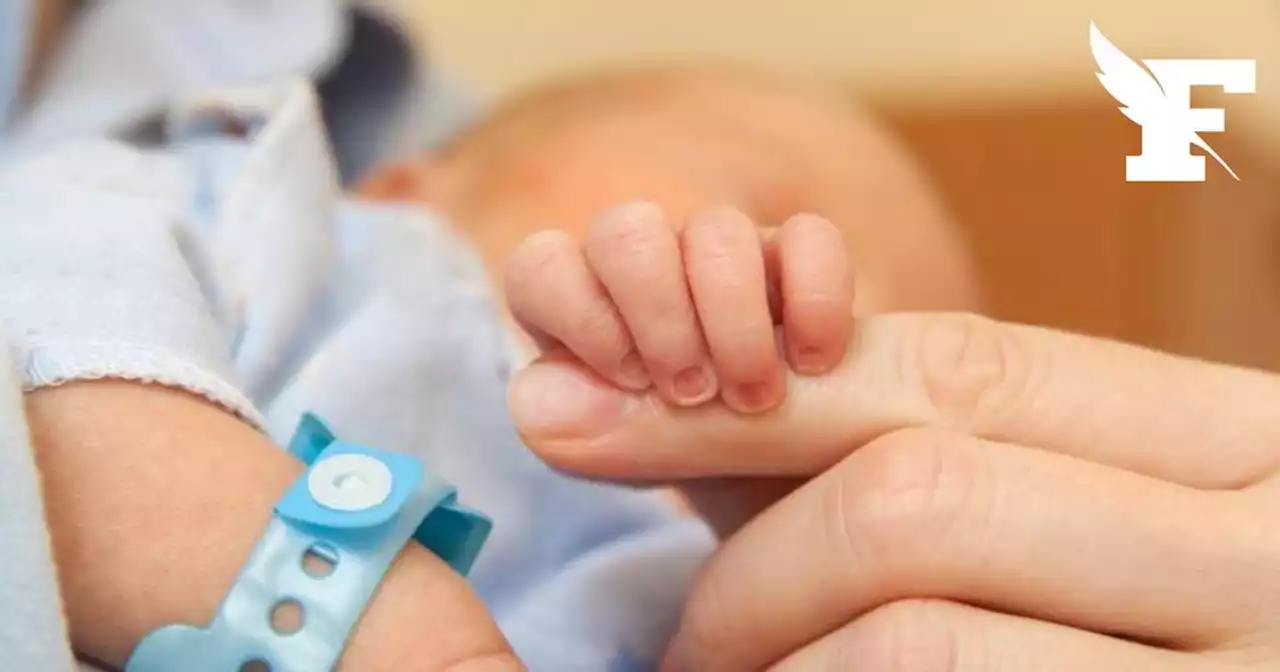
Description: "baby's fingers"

(505, 230), (650, 390)
(586, 202), (718, 407)
(683, 207), (784, 413)
(773, 214), (853, 374)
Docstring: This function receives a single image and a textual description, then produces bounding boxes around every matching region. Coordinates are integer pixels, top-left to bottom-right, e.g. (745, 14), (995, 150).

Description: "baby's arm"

(28, 380), (516, 670)
(0, 88), (517, 668)
(505, 203), (853, 413)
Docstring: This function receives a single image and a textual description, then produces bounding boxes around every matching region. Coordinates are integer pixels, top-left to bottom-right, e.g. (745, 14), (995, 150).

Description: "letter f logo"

(1091, 22), (1256, 182)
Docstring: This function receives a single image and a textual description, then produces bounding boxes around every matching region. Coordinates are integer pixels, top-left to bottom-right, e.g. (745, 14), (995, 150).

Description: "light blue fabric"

(3, 0), (346, 152)
(0, 0), (477, 180)
(0, 343), (78, 671)
(0, 3), (714, 671)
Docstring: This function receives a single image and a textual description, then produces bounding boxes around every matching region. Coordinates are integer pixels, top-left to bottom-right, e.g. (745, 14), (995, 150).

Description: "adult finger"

(765, 600), (1228, 672)
(511, 312), (1280, 488)
(660, 429), (1267, 672)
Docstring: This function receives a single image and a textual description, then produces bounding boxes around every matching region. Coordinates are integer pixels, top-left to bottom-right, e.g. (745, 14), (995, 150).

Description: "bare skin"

(28, 382), (520, 671)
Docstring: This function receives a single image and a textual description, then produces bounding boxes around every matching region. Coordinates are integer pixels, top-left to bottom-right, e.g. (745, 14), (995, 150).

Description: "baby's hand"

(504, 202), (852, 413)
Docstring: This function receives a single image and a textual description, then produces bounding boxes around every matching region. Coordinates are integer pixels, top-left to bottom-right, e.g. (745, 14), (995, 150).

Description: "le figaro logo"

(1091, 22), (1255, 182)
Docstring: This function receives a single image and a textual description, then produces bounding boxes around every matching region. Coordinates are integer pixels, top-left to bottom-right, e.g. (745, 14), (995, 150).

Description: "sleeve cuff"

(20, 338), (262, 426)
(0, 141), (260, 425)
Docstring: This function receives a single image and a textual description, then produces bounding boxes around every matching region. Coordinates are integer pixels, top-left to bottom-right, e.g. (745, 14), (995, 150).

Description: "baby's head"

(360, 66), (980, 312)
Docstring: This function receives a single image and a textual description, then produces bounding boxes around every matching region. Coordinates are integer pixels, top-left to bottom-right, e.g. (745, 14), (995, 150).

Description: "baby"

(3, 48), (977, 672)
(362, 67), (979, 413)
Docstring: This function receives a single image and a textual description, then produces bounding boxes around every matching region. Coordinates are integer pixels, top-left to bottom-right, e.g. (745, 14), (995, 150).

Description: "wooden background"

(881, 100), (1280, 368)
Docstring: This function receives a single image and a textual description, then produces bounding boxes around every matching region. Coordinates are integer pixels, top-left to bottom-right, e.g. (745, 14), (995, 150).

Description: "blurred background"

(393, 0), (1280, 370)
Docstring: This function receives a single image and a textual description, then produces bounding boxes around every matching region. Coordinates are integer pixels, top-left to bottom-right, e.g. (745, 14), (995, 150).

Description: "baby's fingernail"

(671, 364), (717, 406)
(617, 351), (651, 390)
(729, 381), (775, 413)
(509, 361), (633, 439)
(790, 345), (829, 374)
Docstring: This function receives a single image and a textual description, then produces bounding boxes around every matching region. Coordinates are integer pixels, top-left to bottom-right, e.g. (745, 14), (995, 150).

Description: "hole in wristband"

(269, 598), (305, 635)
(302, 543), (338, 578)
(240, 660), (271, 672)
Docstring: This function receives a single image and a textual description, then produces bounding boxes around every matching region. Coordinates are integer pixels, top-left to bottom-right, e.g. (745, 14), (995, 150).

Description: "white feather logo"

(1090, 21), (1239, 180)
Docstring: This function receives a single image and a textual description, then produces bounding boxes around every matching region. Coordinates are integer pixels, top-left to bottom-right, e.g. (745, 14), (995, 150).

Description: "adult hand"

(510, 312), (1280, 671)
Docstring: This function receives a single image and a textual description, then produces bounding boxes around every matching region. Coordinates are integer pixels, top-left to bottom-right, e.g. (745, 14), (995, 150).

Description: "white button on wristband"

(307, 454), (393, 512)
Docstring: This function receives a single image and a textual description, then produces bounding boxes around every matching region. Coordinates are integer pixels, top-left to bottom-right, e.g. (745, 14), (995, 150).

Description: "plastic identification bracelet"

(125, 414), (492, 672)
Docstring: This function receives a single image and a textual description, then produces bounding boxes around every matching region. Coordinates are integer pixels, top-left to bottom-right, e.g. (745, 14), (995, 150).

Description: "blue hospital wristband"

(125, 413), (492, 672)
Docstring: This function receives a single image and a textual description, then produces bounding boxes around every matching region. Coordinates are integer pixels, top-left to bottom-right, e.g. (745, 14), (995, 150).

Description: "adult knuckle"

(1210, 492), (1280, 633)
(905, 312), (1038, 434)
(845, 600), (961, 672)
(827, 429), (977, 560)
